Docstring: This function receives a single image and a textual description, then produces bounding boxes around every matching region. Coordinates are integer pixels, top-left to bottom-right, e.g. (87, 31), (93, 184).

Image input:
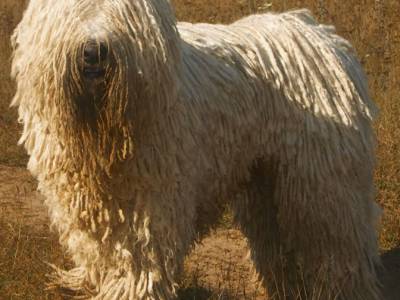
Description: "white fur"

(12, 0), (381, 299)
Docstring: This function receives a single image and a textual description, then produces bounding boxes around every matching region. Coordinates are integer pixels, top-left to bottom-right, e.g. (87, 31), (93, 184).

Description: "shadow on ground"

(380, 248), (400, 300)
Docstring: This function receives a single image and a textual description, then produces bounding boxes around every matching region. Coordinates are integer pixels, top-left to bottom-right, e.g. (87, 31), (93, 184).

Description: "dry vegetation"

(0, 0), (400, 299)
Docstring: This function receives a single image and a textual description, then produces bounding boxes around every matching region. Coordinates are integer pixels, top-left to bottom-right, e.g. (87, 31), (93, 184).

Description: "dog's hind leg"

(232, 158), (294, 299)
(232, 155), (382, 299)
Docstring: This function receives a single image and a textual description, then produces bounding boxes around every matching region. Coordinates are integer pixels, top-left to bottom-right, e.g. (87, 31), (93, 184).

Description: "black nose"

(83, 40), (108, 65)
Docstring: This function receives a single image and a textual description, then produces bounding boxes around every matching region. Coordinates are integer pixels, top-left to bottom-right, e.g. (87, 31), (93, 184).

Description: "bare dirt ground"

(0, 165), (46, 227)
(0, 165), (399, 299)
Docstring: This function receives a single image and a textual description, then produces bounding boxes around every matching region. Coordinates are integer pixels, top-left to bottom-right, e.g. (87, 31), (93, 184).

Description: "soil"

(0, 165), (47, 227)
(0, 165), (399, 299)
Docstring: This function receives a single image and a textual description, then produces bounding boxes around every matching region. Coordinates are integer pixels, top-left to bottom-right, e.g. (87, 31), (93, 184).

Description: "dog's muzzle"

(82, 40), (108, 79)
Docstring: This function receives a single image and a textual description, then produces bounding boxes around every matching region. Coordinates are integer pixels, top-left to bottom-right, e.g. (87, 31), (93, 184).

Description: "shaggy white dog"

(11, 0), (382, 299)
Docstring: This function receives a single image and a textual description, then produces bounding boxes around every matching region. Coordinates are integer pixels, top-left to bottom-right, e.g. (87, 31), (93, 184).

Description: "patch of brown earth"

(182, 229), (266, 299)
(0, 165), (47, 226)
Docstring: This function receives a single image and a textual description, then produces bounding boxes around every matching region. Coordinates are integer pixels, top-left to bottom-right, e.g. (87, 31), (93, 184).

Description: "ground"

(0, 165), (399, 299)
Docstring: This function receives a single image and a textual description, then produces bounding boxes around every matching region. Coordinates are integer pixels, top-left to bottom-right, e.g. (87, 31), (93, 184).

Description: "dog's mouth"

(83, 66), (106, 79)
(81, 40), (109, 80)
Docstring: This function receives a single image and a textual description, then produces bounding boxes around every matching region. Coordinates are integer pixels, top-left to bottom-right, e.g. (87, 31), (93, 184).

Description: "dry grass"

(0, 0), (400, 299)
(0, 216), (66, 299)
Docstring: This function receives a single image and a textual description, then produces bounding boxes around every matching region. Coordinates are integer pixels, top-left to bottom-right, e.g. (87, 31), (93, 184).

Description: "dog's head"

(11, 0), (181, 169)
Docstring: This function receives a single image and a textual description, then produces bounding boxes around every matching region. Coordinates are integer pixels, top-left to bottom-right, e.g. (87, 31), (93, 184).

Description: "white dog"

(11, 0), (381, 299)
